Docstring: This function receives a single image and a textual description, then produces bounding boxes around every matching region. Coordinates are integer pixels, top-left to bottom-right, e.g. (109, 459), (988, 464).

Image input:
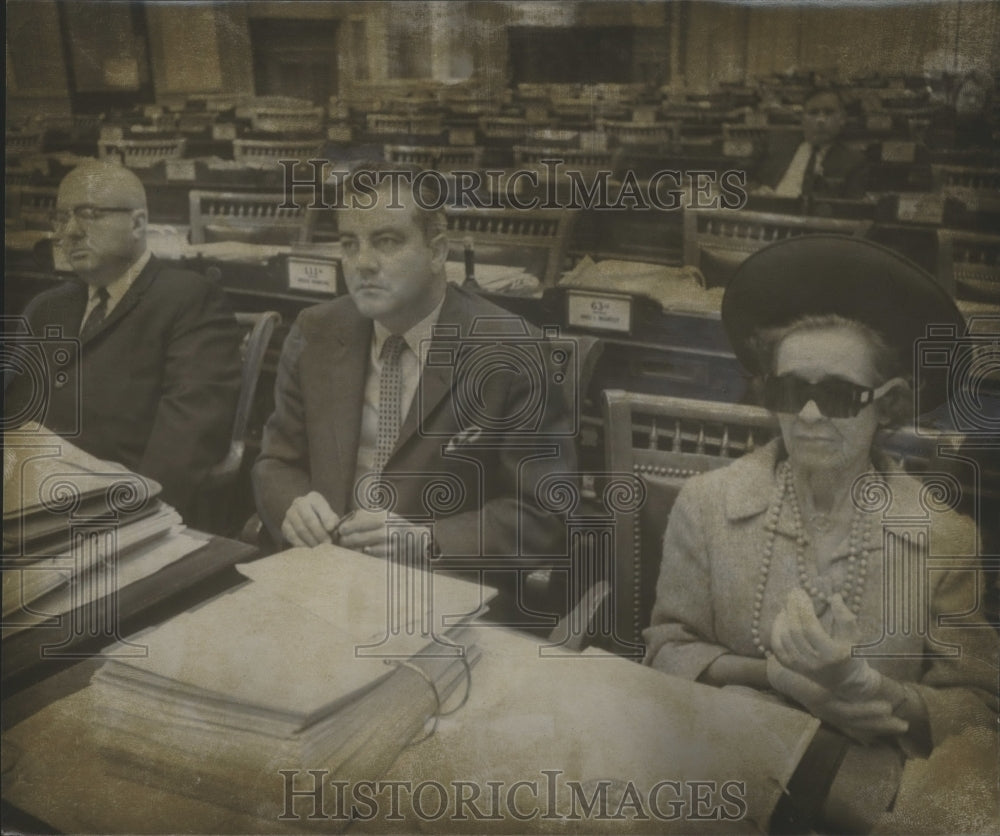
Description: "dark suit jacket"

(754, 134), (870, 199)
(253, 284), (577, 559)
(6, 257), (242, 514)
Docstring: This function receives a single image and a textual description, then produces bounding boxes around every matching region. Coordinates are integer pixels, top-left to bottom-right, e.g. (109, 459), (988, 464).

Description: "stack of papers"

(2, 425), (201, 644)
(560, 256), (724, 313)
(444, 260), (542, 295)
(89, 547), (494, 819)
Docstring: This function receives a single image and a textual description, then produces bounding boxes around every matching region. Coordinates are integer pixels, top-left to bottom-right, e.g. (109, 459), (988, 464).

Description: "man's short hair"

(803, 87), (846, 111)
(337, 160), (448, 245)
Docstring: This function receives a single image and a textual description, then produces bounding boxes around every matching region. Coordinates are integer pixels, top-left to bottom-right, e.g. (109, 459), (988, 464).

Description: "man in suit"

(5, 161), (242, 517)
(753, 89), (869, 200)
(253, 166), (576, 563)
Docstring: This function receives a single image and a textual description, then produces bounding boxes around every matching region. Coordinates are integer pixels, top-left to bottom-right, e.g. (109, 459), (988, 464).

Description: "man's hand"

(338, 510), (431, 559)
(281, 491), (340, 547)
(766, 655), (908, 743)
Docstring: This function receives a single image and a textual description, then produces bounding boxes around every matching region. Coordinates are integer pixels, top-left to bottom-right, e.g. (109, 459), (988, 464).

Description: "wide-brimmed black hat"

(722, 235), (965, 411)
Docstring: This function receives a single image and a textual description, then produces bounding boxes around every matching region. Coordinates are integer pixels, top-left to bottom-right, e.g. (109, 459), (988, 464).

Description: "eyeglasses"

(51, 206), (137, 231)
(763, 373), (901, 419)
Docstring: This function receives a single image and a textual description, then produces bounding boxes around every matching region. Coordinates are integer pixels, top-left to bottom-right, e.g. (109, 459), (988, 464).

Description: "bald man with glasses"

(5, 161), (242, 518)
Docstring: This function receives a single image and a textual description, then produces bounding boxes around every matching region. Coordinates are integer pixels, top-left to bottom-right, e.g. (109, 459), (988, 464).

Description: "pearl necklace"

(750, 460), (873, 657)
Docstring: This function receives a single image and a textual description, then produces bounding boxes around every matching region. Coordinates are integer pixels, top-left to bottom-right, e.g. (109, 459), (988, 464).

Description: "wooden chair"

(6, 186), (58, 231)
(250, 107), (325, 135)
(513, 146), (619, 175)
(409, 114), (444, 137)
(98, 137), (186, 168)
(188, 191), (310, 245)
(366, 113), (413, 138)
(382, 144), (438, 169)
(930, 164), (1000, 214)
(937, 230), (1000, 304)
(5, 131), (44, 159)
(478, 116), (541, 144)
(195, 311), (281, 535)
(597, 391), (950, 657)
(602, 391), (780, 653)
(444, 205), (579, 287)
(436, 145), (484, 172)
(683, 208), (873, 288)
(234, 97), (313, 119)
(511, 147), (621, 205)
(232, 139), (322, 166)
(597, 119), (679, 148)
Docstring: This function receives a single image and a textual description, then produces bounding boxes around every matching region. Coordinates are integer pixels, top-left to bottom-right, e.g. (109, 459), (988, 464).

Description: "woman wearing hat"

(643, 235), (998, 832)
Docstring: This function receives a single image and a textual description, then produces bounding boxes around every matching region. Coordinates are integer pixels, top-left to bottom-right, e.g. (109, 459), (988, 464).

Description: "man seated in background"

(253, 164), (576, 569)
(4, 161), (242, 519)
(752, 88), (869, 200)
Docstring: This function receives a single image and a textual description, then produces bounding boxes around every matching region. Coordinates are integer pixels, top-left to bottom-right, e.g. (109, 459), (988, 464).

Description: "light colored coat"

(645, 439), (998, 748)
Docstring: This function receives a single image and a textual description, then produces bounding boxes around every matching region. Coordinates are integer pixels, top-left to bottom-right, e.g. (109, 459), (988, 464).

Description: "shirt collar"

(371, 293), (446, 366)
(89, 249), (151, 308)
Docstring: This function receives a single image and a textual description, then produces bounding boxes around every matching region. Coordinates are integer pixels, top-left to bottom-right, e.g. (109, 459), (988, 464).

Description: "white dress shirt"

(773, 141), (831, 198)
(80, 249), (152, 324)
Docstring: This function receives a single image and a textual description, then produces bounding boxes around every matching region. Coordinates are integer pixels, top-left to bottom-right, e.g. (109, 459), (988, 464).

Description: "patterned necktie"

(80, 287), (110, 341)
(374, 335), (406, 473)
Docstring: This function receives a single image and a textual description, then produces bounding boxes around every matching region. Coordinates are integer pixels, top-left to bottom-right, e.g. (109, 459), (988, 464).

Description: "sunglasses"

(763, 374), (902, 419)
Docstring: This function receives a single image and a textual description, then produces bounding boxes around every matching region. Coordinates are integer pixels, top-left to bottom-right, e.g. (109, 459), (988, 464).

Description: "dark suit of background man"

(754, 89), (869, 199)
(4, 161), (242, 518)
(253, 166), (576, 561)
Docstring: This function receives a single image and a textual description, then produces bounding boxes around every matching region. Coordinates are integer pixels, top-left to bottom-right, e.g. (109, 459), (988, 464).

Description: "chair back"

(683, 208), (873, 288)
(188, 190), (309, 245)
(6, 186), (58, 230)
(5, 131), (44, 159)
(445, 205), (578, 287)
(232, 139), (322, 165)
(597, 119), (679, 148)
(199, 311), (281, 533)
(936, 230), (1000, 304)
(602, 390), (779, 651)
(98, 137), (186, 167)
(601, 389), (958, 656)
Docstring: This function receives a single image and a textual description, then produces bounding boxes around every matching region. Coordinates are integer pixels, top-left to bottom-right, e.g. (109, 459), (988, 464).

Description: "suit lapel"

(391, 286), (466, 457)
(46, 281), (88, 342)
(78, 258), (158, 346)
(305, 303), (371, 508)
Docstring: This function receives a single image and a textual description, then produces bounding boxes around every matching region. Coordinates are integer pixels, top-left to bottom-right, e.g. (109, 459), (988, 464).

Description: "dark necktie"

(80, 288), (110, 341)
(374, 335), (406, 473)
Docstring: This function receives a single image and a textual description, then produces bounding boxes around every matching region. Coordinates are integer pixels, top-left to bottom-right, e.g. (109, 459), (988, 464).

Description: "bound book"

(3, 423), (164, 556)
(89, 547), (494, 825)
(2, 425), (229, 683)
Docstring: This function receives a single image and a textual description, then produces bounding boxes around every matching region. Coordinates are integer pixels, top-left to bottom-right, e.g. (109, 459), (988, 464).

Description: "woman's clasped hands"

(766, 588), (909, 742)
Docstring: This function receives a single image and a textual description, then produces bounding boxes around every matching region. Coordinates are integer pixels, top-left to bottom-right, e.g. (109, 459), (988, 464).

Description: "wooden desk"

(2, 533), (256, 693)
(3, 619), (818, 834)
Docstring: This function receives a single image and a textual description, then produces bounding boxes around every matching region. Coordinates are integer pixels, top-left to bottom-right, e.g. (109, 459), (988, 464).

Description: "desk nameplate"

(566, 290), (633, 334)
(287, 255), (340, 295)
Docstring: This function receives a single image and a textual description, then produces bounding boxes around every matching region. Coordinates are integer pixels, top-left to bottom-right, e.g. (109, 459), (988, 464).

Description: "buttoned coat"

(6, 258), (242, 514)
(253, 284), (577, 559)
(644, 440), (998, 748)
(754, 134), (870, 199)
